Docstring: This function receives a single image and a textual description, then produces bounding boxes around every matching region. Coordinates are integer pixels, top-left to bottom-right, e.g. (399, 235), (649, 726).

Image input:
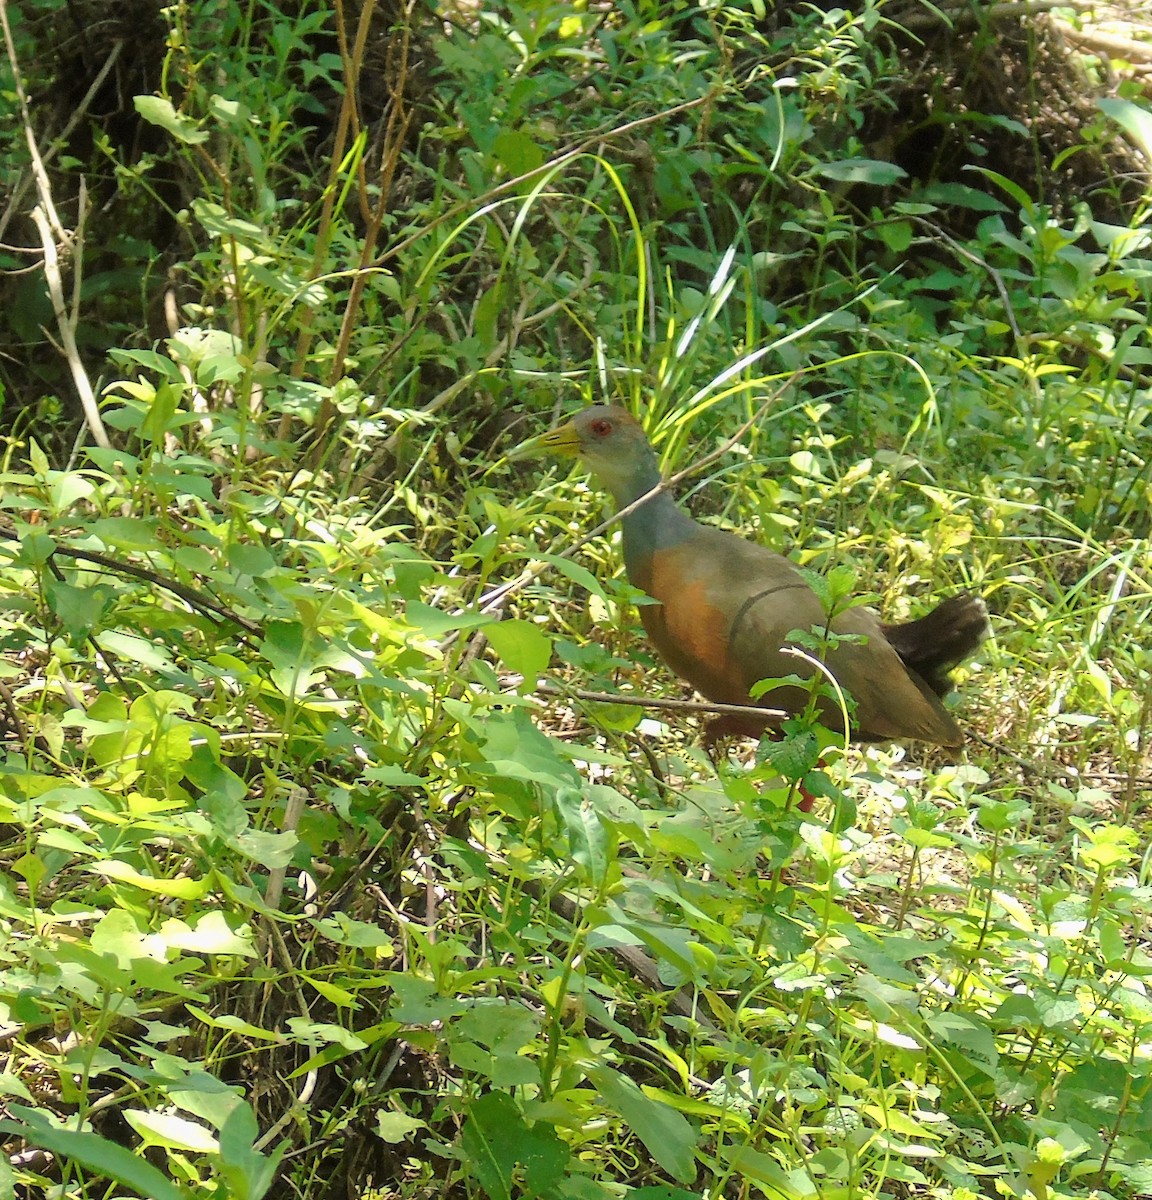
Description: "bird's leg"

(703, 715), (817, 813)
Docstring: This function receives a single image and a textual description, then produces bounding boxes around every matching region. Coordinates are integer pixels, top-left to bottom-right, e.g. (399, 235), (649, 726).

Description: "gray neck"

(602, 462), (698, 579)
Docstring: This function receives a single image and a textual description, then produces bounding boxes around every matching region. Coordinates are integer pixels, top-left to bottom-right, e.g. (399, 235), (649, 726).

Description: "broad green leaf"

(158, 911), (257, 957)
(387, 975), (467, 1025)
(966, 166), (1035, 213)
(459, 1092), (569, 1200)
(491, 129), (545, 175)
(134, 95), (209, 143)
(217, 1100), (283, 1200)
(229, 828), (299, 869)
(376, 1110), (427, 1143)
(89, 907), (148, 964)
(288, 1022), (399, 1078)
(285, 1018), (366, 1051)
(228, 543), (279, 578)
(312, 912), (395, 951)
(88, 859), (207, 899)
(535, 553), (611, 603)
(588, 1066), (698, 1183)
(477, 710), (579, 788)
(0, 1109), (191, 1200)
(89, 516), (165, 550)
(123, 1109), (218, 1153)
(303, 976), (358, 1008)
(406, 601), (492, 637)
(43, 580), (117, 638)
(1098, 97), (1152, 162)
(875, 220), (913, 253)
(97, 632), (176, 671)
(363, 764), (427, 787)
(723, 1145), (803, 1195)
(553, 786), (611, 887)
(815, 158), (906, 185)
(485, 618), (553, 689)
(186, 1007), (283, 1040)
(918, 181), (1006, 211)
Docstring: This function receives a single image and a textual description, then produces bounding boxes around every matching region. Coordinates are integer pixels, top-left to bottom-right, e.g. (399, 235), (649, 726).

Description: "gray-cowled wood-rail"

(512, 405), (989, 751)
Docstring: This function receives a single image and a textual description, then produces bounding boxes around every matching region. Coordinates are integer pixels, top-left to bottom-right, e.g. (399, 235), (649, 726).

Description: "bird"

(511, 405), (989, 752)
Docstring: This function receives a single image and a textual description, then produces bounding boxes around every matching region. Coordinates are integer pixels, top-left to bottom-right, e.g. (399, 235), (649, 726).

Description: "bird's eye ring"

(589, 418), (613, 437)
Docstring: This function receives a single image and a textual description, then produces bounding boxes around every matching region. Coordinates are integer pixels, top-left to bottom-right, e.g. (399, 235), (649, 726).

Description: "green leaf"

(229, 828), (299, 869)
(362, 764), (427, 787)
(89, 516), (165, 551)
(43, 580), (117, 638)
(875, 219), (913, 253)
(375, 1110), (427, 1143)
(491, 129), (545, 176)
(228, 543), (279, 578)
(459, 1092), (569, 1200)
(405, 601), (492, 637)
(815, 158), (907, 185)
(965, 166), (1035, 214)
(723, 1145), (800, 1194)
(535, 553), (612, 603)
(123, 1109), (218, 1153)
(553, 786), (612, 886)
(159, 911), (257, 956)
(217, 1101), (283, 1200)
(486, 619), (553, 690)
(588, 1066), (698, 1183)
(917, 181), (1006, 211)
(87, 859), (208, 899)
(477, 710), (579, 788)
(1098, 97), (1152, 162)
(0, 1109), (192, 1200)
(135, 95), (209, 144)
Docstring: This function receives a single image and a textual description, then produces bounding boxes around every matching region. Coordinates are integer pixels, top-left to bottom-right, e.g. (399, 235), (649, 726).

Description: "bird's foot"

(703, 714), (816, 812)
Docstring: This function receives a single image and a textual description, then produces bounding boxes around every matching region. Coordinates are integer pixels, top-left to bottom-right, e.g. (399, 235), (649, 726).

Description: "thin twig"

(534, 680), (786, 724)
(913, 217), (1024, 345)
(0, 524), (261, 636)
(30, 201), (111, 448)
(1054, 22), (1152, 66)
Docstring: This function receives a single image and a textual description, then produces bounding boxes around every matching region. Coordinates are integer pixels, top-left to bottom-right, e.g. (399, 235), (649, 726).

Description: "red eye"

(589, 418), (613, 437)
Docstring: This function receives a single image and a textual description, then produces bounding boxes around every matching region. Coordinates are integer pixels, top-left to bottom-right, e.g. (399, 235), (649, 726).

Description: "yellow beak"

(506, 421), (583, 461)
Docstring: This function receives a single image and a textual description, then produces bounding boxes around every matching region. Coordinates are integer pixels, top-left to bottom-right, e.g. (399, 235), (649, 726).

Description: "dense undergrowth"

(0, 1), (1150, 1198)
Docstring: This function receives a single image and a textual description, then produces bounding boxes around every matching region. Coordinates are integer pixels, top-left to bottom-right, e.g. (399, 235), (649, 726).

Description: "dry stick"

(310, 0), (415, 456)
(534, 680), (786, 725)
(1055, 23), (1152, 66)
(0, 0), (110, 448)
(898, 0), (1098, 28)
(329, 5), (413, 385)
(0, 524), (261, 636)
(264, 786), (309, 913)
(30, 202), (111, 449)
(279, 0), (377, 433)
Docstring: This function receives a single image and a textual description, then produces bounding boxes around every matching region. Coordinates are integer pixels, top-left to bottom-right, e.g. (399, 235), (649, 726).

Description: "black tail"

(882, 593), (990, 697)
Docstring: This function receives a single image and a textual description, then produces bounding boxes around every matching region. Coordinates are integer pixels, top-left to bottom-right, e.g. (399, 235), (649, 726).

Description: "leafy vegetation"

(0, 1), (1150, 1198)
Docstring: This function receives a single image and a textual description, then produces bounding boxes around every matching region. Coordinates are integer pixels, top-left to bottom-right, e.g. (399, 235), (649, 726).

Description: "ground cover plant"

(0, 1), (1150, 1197)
